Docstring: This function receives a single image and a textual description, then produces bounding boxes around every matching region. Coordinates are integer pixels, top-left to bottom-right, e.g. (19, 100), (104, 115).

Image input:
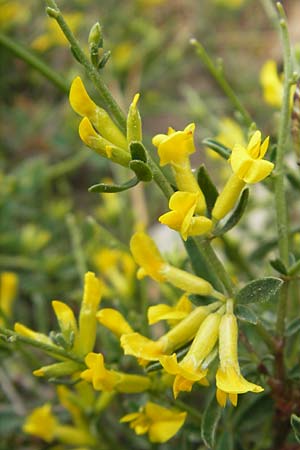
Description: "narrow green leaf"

(236, 277), (283, 305)
(129, 141), (147, 162)
(215, 189), (249, 236)
(189, 294), (219, 306)
(235, 304), (257, 324)
(285, 317), (300, 337)
(98, 50), (111, 69)
(202, 138), (231, 159)
(88, 177), (139, 193)
(197, 164), (219, 217)
(184, 238), (223, 291)
(129, 160), (153, 182)
(291, 414), (300, 443)
(201, 395), (222, 449)
(216, 431), (234, 450)
(269, 258), (288, 275)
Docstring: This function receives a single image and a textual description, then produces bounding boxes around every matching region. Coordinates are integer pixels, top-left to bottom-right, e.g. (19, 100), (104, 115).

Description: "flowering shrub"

(1, 1), (300, 449)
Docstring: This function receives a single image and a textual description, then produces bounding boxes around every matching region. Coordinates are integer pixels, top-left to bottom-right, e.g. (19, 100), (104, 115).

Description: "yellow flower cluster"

(152, 122), (274, 235)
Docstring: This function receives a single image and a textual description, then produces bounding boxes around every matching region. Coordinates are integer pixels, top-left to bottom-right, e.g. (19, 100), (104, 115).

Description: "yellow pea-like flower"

(52, 300), (78, 345)
(23, 403), (96, 446)
(159, 191), (212, 240)
(212, 131), (274, 221)
(130, 231), (216, 297)
(152, 123), (206, 213)
(69, 76), (127, 150)
(121, 302), (221, 362)
(147, 294), (192, 325)
(75, 272), (103, 357)
(81, 352), (151, 393)
(160, 312), (222, 398)
(120, 401), (187, 443)
(23, 404), (58, 442)
(260, 60), (283, 108)
(96, 308), (134, 338)
(216, 313), (264, 407)
(78, 117), (131, 167)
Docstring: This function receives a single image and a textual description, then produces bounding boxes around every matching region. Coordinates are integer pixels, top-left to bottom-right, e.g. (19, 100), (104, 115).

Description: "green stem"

(0, 327), (84, 364)
(273, 3), (292, 266)
(194, 237), (235, 296)
(0, 32), (68, 93)
(190, 39), (253, 127)
(45, 0), (173, 201)
(45, 0), (126, 132)
(46, 150), (90, 179)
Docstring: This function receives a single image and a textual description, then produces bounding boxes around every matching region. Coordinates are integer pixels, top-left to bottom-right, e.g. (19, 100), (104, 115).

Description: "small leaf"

(197, 164), (219, 217)
(201, 395), (222, 448)
(202, 138), (231, 160)
(236, 277), (283, 305)
(235, 304), (257, 324)
(215, 189), (249, 235)
(291, 414), (300, 443)
(285, 317), (300, 337)
(269, 258), (288, 275)
(129, 141), (147, 162)
(189, 294), (219, 306)
(98, 50), (111, 69)
(88, 177), (139, 193)
(129, 160), (153, 182)
(216, 431), (234, 450)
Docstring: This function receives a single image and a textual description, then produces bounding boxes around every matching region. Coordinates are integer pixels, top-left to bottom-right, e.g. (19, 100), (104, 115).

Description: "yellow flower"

(260, 60), (283, 108)
(160, 312), (222, 398)
(120, 402), (187, 443)
(212, 131), (274, 221)
(0, 272), (18, 324)
(152, 124), (206, 213)
(23, 403), (96, 446)
(121, 302), (221, 361)
(159, 191), (212, 240)
(147, 294), (192, 325)
(96, 308), (134, 338)
(69, 77), (129, 163)
(207, 117), (246, 161)
(81, 352), (151, 393)
(14, 322), (53, 345)
(31, 13), (82, 51)
(153, 123), (196, 166)
(23, 404), (57, 442)
(230, 131), (273, 184)
(75, 272), (103, 356)
(52, 300), (78, 345)
(216, 313), (264, 407)
(93, 248), (135, 298)
(130, 231), (215, 296)
(130, 231), (165, 282)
